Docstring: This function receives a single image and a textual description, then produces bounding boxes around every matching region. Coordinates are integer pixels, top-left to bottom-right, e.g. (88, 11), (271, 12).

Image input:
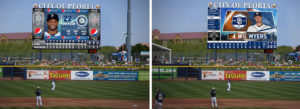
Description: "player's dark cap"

(157, 89), (160, 92)
(47, 13), (59, 21)
(254, 12), (262, 17)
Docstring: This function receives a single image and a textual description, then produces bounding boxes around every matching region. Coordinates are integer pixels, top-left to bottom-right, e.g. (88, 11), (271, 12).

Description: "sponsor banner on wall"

(224, 71), (246, 80)
(0, 67), (2, 78)
(246, 71), (269, 81)
(202, 70), (224, 80)
(27, 70), (49, 80)
(71, 71), (93, 80)
(93, 71), (138, 81)
(138, 71), (149, 81)
(270, 71), (300, 81)
(152, 67), (177, 79)
(49, 70), (71, 80)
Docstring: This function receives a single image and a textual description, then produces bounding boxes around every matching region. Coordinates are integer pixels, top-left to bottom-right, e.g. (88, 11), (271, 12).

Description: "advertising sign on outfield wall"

(202, 70), (224, 80)
(246, 71), (269, 81)
(270, 71), (300, 81)
(138, 71), (149, 81)
(93, 71), (138, 81)
(27, 70), (49, 80)
(71, 71), (93, 80)
(152, 67), (177, 79)
(0, 67), (2, 78)
(49, 70), (71, 80)
(224, 71), (246, 80)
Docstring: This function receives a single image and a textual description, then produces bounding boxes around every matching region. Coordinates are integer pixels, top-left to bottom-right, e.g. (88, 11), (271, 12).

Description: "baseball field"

(152, 80), (300, 109)
(0, 80), (149, 109)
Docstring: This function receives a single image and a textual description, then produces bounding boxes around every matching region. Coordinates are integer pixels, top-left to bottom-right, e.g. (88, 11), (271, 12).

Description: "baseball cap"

(37, 86), (40, 89)
(47, 13), (59, 21)
(254, 12), (262, 17)
(212, 87), (215, 89)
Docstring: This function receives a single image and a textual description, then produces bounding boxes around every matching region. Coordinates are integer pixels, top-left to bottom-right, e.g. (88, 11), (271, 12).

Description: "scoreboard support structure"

(60, 50), (62, 61)
(246, 48), (249, 61)
(71, 50), (73, 61)
(39, 49), (42, 61)
(214, 49), (217, 62)
(235, 48), (238, 61)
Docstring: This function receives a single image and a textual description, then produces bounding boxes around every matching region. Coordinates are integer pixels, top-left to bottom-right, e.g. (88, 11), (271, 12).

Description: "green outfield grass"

(0, 80), (149, 100)
(153, 81), (300, 100)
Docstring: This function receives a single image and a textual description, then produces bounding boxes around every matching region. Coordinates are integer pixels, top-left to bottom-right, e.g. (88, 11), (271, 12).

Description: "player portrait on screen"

(44, 13), (61, 36)
(247, 12), (272, 32)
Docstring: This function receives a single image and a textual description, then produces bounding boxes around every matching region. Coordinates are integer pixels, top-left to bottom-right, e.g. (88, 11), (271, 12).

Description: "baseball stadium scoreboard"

(32, 5), (100, 49)
(207, 2), (277, 49)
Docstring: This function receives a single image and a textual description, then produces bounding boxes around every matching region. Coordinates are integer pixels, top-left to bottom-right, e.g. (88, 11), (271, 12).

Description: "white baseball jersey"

(247, 24), (271, 32)
(44, 31), (61, 36)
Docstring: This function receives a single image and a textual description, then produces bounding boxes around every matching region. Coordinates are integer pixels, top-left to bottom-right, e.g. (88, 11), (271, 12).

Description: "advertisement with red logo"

(27, 70), (49, 80)
(49, 70), (71, 80)
(224, 71), (246, 80)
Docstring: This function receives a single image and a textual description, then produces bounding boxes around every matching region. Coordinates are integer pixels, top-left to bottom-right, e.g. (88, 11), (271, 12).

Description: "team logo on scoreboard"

(90, 29), (98, 36)
(35, 28), (43, 36)
(76, 15), (88, 26)
(232, 13), (247, 30)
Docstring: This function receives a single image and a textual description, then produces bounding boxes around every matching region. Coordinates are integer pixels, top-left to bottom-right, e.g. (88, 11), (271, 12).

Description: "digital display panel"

(207, 7), (277, 49)
(32, 8), (100, 49)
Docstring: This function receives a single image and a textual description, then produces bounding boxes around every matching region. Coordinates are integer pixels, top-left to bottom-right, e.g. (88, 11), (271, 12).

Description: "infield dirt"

(152, 98), (300, 109)
(0, 97), (148, 109)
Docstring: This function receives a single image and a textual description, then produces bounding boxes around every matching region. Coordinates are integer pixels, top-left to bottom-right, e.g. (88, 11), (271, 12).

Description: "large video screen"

(32, 8), (100, 49)
(207, 7), (277, 49)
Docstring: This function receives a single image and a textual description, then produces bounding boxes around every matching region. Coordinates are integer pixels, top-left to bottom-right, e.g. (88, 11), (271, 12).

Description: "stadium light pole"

(126, 0), (132, 63)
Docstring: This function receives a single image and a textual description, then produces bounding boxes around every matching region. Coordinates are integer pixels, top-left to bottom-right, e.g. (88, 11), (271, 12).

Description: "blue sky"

(0, 0), (149, 47)
(153, 0), (300, 47)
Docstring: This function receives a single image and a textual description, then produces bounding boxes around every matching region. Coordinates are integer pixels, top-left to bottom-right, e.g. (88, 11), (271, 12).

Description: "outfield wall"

(202, 70), (300, 81)
(153, 67), (300, 81)
(27, 70), (147, 81)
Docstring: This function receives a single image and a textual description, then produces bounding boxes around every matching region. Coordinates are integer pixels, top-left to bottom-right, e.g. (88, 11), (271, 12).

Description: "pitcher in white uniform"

(227, 79), (232, 92)
(51, 78), (55, 91)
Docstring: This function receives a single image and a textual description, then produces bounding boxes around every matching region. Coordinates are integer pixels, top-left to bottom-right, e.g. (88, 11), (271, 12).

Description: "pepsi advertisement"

(207, 7), (277, 49)
(93, 71), (138, 81)
(32, 8), (100, 49)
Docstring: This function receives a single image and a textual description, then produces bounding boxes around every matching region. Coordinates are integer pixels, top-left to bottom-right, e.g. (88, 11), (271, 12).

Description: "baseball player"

(51, 78), (55, 91)
(44, 13), (61, 36)
(210, 87), (218, 108)
(155, 89), (166, 109)
(247, 12), (272, 32)
(227, 78), (232, 92)
(35, 86), (43, 106)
